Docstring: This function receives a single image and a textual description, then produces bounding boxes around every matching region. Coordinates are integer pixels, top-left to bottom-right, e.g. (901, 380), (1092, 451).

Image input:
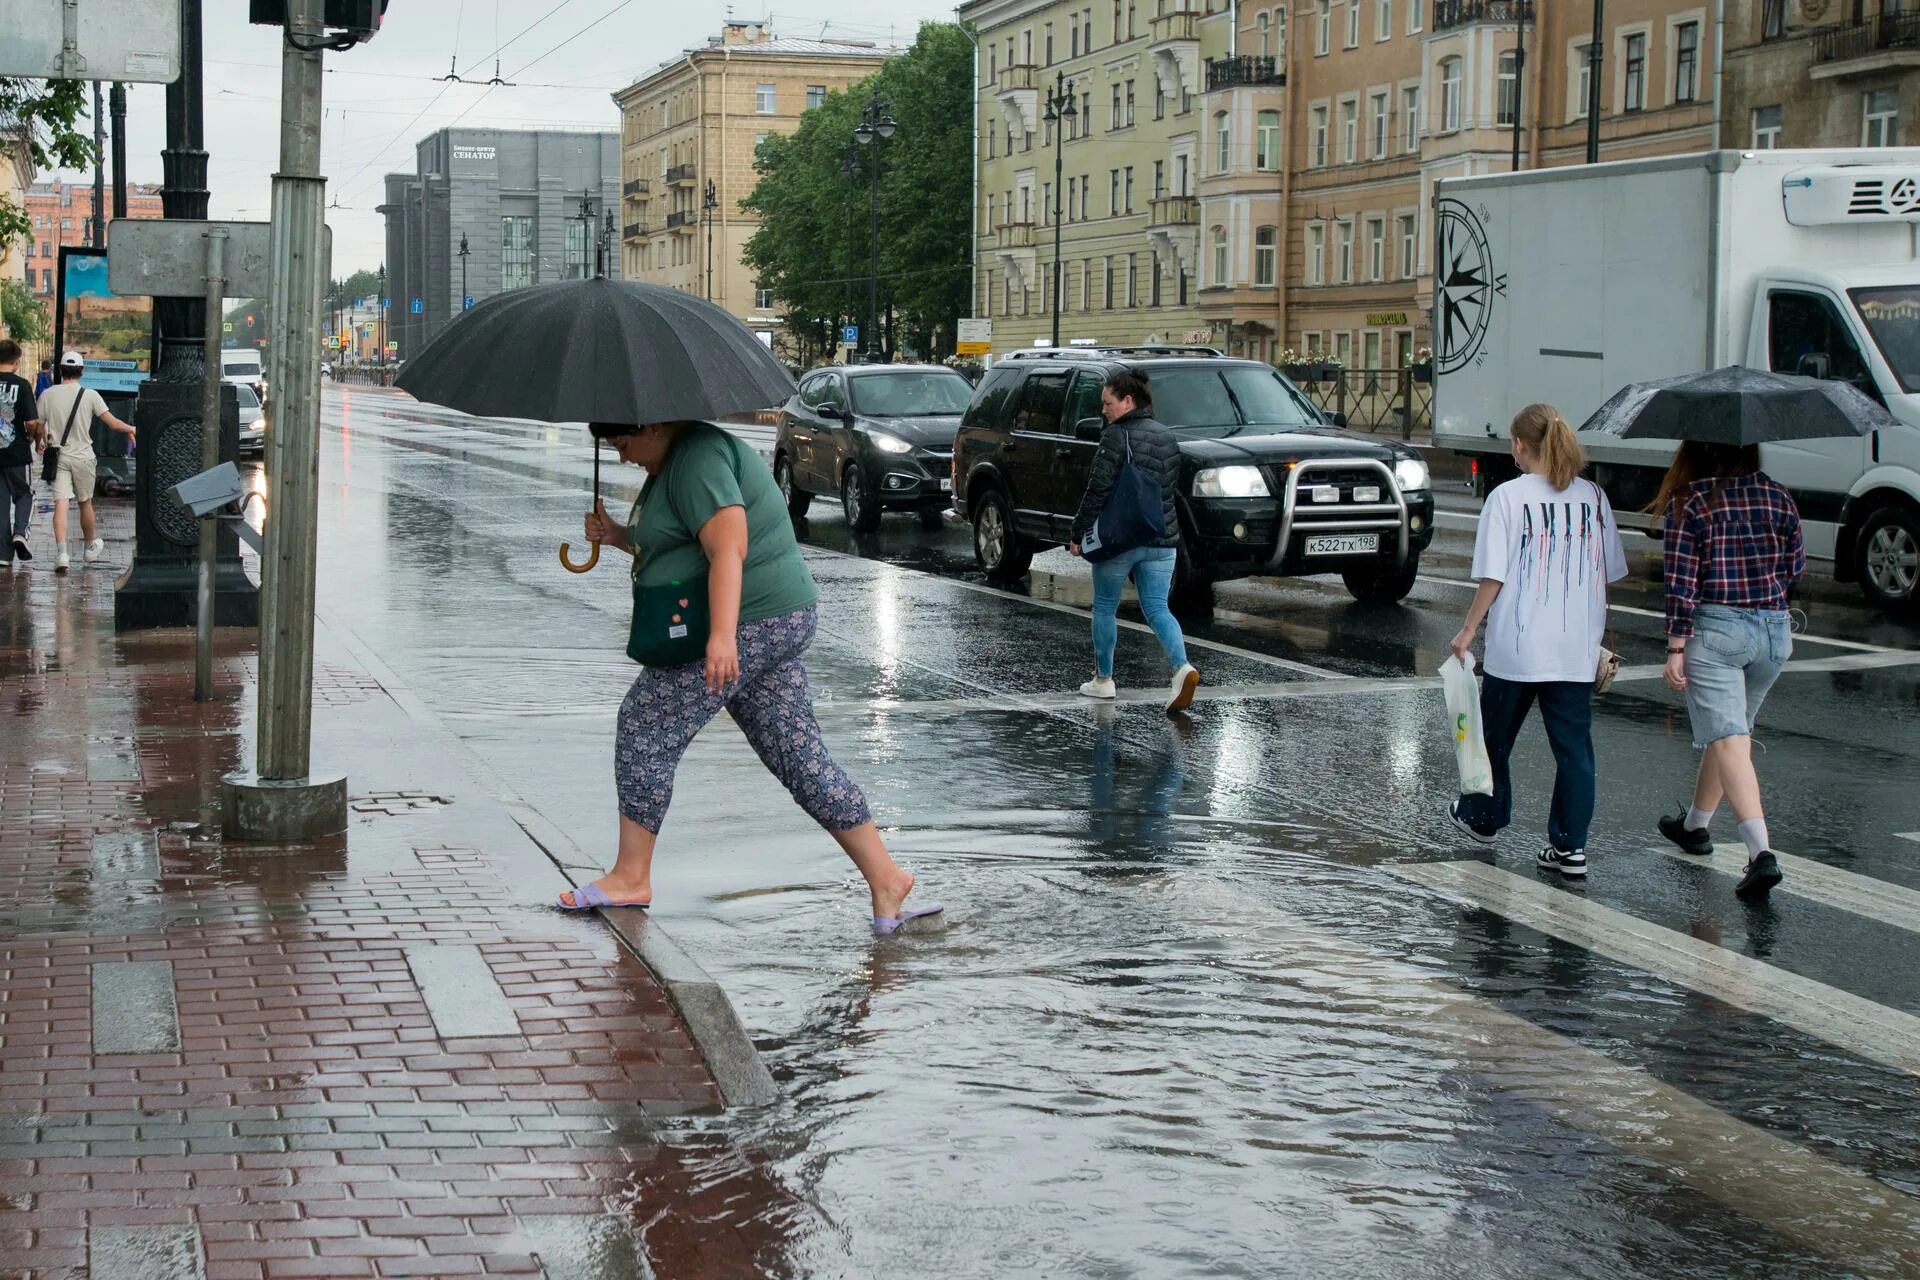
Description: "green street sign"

(222, 322), (233, 333)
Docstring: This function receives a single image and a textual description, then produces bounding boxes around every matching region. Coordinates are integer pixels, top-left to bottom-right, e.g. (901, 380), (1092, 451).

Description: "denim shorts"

(1683, 604), (1791, 749)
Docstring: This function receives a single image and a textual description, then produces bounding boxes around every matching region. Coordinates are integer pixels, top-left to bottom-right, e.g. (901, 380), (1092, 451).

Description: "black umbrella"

(396, 279), (796, 572)
(1580, 365), (1898, 445)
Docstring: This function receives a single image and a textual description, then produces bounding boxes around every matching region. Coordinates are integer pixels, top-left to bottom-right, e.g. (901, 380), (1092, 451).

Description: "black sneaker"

(1537, 846), (1588, 877)
(1448, 799), (1498, 846)
(11, 535), (29, 562)
(1658, 811), (1713, 856)
(1736, 852), (1783, 900)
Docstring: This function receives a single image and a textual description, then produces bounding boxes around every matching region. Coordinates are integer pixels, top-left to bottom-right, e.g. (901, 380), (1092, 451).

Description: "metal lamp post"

(377, 263), (387, 366)
(457, 233), (470, 312)
(851, 92), (897, 363)
(702, 179), (718, 301)
(1041, 71), (1077, 348)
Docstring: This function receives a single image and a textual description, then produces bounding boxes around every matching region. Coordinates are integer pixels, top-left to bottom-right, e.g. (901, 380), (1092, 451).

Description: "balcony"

(1147, 195), (1198, 226)
(994, 62), (1039, 137)
(1432, 0), (1534, 32)
(1812, 11), (1920, 77)
(623, 222), (644, 239)
(996, 221), (1035, 249)
(1148, 8), (1202, 101)
(1206, 55), (1284, 92)
(1146, 197), (1198, 275)
(990, 221), (1037, 292)
(664, 209), (695, 230)
(623, 177), (650, 196)
(665, 163), (697, 186)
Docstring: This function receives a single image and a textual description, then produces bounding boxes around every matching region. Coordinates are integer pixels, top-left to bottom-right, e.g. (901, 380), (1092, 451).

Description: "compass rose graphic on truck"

(1434, 198), (1506, 375)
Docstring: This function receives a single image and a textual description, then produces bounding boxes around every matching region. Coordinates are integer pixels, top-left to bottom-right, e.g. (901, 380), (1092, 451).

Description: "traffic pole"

(194, 226), (226, 701)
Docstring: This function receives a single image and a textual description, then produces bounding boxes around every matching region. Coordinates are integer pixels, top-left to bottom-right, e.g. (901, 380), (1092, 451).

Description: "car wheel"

(918, 505), (947, 532)
(1168, 538), (1214, 618)
(774, 454), (811, 518)
(1856, 505), (1920, 609)
(842, 464), (883, 533)
(971, 487), (1032, 580)
(1343, 556), (1421, 605)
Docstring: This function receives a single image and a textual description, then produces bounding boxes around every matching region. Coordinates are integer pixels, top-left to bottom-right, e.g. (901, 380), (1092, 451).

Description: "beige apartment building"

(1722, 0), (1914, 153)
(612, 22), (893, 348)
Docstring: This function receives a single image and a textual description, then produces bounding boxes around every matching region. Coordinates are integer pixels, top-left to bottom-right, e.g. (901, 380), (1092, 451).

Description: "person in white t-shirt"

(1446, 404), (1628, 878)
(35, 350), (136, 574)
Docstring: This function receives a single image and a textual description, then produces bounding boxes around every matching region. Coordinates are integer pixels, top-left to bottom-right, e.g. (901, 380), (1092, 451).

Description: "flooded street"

(317, 386), (1920, 1278)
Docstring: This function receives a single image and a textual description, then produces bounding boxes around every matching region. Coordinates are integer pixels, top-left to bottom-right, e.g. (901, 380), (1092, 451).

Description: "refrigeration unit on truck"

(1431, 148), (1920, 607)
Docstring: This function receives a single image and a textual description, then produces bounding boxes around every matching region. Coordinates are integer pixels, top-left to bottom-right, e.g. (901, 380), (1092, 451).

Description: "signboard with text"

(955, 317), (992, 355)
(54, 248), (152, 396)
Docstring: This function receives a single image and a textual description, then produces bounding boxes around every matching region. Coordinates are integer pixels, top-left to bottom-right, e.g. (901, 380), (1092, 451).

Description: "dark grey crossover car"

(773, 364), (975, 532)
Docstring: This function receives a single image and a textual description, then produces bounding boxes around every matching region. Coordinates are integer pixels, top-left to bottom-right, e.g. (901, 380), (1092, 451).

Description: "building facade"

(18, 179), (164, 303)
(378, 128), (620, 360)
(612, 22), (894, 349)
(1721, 0), (1914, 153)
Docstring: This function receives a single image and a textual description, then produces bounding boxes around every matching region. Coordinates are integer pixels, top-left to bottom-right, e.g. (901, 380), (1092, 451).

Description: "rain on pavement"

(318, 385), (1920, 1278)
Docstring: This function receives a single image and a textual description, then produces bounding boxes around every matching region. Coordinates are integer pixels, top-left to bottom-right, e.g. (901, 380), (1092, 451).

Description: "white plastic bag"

(1440, 652), (1494, 796)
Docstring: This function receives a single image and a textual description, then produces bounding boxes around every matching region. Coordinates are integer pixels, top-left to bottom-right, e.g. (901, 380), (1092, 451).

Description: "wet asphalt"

(316, 387), (1920, 1279)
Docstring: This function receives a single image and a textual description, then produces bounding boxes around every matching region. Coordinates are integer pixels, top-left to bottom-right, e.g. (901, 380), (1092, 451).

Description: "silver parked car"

(236, 384), (266, 456)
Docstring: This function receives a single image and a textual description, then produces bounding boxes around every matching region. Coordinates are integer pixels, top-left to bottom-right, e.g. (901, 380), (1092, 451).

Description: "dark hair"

(1649, 440), (1761, 521)
(588, 422), (642, 440)
(1103, 368), (1152, 411)
(0, 340), (19, 364)
(60, 364), (82, 381)
(39, 359), (51, 370)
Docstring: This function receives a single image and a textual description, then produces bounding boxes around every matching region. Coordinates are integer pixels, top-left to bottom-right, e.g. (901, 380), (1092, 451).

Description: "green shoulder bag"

(624, 432), (740, 667)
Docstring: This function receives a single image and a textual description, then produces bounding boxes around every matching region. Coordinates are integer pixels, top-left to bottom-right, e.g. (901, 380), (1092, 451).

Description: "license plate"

(939, 478), (952, 491)
(1304, 533), (1379, 556)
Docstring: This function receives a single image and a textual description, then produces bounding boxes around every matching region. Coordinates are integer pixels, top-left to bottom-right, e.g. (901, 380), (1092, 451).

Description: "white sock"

(1737, 818), (1770, 858)
(1685, 805), (1716, 832)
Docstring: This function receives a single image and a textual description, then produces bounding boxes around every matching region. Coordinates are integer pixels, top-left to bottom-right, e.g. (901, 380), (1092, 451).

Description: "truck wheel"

(1856, 506), (1920, 609)
(1474, 452), (1519, 500)
(774, 454), (811, 518)
(1169, 539), (1214, 619)
(841, 464), (883, 533)
(918, 505), (947, 532)
(1343, 556), (1421, 605)
(971, 487), (1032, 581)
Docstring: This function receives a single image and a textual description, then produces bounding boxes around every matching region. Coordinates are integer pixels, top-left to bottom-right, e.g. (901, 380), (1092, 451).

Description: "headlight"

(1393, 457), (1429, 492)
(867, 431), (912, 455)
(1192, 465), (1270, 498)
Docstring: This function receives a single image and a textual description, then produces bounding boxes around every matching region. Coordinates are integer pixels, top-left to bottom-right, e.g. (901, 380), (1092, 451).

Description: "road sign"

(955, 317), (991, 356)
(841, 324), (859, 345)
(463, 295), (474, 311)
(108, 219), (333, 297)
(409, 297), (422, 314)
(222, 321), (233, 333)
(385, 341), (397, 354)
(0, 0), (182, 82)
(380, 297), (389, 309)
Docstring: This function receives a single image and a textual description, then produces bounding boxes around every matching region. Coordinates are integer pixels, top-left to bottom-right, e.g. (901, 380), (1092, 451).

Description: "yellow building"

(0, 128), (36, 347)
(612, 21), (895, 348)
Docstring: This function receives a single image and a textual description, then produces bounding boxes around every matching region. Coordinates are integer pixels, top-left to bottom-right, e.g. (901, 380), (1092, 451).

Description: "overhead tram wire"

(423, 0), (639, 141)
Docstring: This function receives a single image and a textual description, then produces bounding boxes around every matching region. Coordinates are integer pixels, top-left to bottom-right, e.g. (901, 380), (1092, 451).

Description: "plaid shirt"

(1663, 473), (1805, 638)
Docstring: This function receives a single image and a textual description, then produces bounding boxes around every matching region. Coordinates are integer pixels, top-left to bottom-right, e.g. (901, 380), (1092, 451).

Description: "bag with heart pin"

(627, 571), (710, 667)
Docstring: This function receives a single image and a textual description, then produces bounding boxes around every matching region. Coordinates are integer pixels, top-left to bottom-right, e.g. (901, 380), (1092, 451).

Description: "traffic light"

(249, 0), (387, 43)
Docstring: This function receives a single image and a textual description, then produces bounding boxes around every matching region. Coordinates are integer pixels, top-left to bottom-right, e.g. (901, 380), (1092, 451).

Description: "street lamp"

(1041, 71), (1077, 349)
(456, 232), (470, 313)
(851, 91), (897, 363)
(577, 188), (598, 280)
(376, 263), (387, 366)
(702, 179), (718, 301)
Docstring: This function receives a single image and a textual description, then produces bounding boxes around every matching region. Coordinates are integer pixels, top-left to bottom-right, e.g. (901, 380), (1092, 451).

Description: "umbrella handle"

(559, 539), (600, 574)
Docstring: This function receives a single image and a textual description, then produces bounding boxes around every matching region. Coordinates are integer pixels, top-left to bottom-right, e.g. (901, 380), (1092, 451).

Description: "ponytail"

(1511, 403), (1583, 491)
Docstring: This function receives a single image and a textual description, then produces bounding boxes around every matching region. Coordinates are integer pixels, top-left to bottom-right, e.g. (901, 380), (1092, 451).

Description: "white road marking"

(1391, 859), (1920, 1077)
(1656, 844), (1920, 936)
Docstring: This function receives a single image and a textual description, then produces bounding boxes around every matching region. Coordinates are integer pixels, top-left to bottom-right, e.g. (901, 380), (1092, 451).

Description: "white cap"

(58, 350), (84, 369)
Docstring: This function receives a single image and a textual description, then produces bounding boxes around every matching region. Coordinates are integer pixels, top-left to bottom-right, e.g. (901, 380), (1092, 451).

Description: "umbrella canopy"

(1580, 365), (1899, 445)
(395, 278), (796, 424)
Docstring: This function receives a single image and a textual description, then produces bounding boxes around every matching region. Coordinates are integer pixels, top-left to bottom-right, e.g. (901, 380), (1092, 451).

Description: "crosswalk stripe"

(1163, 880), (1920, 1271)
(1656, 845), (1920, 936)
(1390, 859), (1920, 1077)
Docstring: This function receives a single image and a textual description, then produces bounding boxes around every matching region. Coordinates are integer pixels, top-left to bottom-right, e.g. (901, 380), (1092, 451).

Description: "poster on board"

(55, 247), (152, 397)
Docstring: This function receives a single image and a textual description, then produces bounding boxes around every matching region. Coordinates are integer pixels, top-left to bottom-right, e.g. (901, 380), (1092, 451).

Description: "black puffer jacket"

(1071, 407), (1183, 547)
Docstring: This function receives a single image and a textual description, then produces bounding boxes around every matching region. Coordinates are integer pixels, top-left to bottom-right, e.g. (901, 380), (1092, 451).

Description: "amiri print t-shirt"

(1472, 472), (1629, 684)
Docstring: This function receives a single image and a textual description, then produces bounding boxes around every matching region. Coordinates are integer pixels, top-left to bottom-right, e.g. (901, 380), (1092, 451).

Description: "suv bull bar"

(1269, 457), (1410, 571)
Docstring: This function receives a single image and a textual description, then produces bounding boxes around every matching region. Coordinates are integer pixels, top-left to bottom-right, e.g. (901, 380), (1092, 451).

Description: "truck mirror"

(1324, 410), (1349, 428)
(1075, 415), (1105, 440)
(1796, 353), (1832, 380)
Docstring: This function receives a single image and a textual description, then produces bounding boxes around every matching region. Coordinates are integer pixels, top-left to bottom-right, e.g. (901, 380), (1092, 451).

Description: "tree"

(0, 79), (98, 250)
(0, 278), (49, 344)
(331, 269), (383, 307)
(742, 22), (973, 364)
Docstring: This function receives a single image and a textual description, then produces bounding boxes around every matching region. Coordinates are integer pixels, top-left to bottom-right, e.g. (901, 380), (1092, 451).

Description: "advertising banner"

(56, 248), (152, 396)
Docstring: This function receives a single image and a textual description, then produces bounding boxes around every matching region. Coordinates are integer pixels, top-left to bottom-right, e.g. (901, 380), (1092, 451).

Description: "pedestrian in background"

(0, 341), (43, 569)
(565, 419), (940, 936)
(1449, 404), (1628, 877)
(1070, 369), (1201, 713)
(36, 352), (137, 575)
(33, 360), (52, 398)
(1652, 441), (1803, 899)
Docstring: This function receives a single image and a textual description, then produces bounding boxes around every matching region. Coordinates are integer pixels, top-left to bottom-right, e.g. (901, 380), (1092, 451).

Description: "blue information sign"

(380, 297), (390, 309)
(463, 296), (474, 311)
(410, 297), (423, 314)
(841, 324), (859, 345)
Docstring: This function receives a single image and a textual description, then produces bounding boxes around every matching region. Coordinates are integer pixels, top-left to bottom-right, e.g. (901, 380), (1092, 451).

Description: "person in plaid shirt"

(1652, 441), (1805, 899)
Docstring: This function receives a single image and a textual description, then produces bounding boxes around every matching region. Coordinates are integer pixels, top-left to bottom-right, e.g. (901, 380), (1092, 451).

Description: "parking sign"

(841, 324), (859, 345)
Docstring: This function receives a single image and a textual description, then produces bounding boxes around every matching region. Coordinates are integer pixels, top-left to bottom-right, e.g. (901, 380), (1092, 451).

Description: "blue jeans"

(1091, 545), (1189, 678)
(1456, 674), (1597, 852)
(1683, 605), (1791, 749)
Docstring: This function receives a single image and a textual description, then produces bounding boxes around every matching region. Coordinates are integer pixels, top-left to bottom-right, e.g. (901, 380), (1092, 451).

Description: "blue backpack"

(1080, 427), (1165, 562)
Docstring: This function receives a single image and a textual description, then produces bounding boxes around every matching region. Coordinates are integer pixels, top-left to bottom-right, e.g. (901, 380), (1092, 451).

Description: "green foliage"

(223, 299), (270, 351)
(0, 78), (100, 250)
(741, 22), (974, 363)
(330, 268), (384, 308)
(0, 277), (49, 343)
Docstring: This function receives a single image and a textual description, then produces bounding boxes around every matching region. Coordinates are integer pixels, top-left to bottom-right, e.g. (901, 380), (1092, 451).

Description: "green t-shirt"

(627, 422), (818, 625)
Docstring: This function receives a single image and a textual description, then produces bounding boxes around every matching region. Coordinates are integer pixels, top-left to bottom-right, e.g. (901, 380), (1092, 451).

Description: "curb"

(313, 608), (779, 1110)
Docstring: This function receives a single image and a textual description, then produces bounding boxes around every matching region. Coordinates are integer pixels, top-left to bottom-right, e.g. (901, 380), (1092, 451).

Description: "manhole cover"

(350, 791), (453, 816)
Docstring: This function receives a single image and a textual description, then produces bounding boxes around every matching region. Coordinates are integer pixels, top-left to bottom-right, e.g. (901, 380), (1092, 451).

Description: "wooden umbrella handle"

(559, 538), (600, 573)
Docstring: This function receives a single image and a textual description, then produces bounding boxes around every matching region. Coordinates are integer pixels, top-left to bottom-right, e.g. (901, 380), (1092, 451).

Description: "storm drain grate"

(349, 790), (454, 816)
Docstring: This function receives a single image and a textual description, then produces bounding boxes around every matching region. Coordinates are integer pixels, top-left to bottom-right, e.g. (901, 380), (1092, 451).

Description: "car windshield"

(1851, 286), (1920, 394)
(1148, 367), (1324, 436)
(849, 372), (973, 416)
(235, 386), (259, 409)
(222, 359), (258, 377)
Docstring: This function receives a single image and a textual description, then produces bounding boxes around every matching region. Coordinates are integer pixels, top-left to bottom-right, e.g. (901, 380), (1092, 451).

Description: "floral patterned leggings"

(613, 605), (873, 835)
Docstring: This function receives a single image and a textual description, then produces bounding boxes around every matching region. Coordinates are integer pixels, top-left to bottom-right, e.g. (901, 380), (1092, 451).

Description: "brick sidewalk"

(0, 507), (796, 1278)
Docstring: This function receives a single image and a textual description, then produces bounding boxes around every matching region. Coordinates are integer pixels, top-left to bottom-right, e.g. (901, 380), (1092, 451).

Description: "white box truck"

(1431, 148), (1920, 607)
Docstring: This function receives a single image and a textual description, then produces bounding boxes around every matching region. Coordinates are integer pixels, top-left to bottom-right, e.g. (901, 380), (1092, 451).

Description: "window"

(1440, 59), (1462, 131)
(1623, 33), (1646, 113)
(1212, 226), (1228, 285)
(1105, 257), (1116, 308)
(1674, 22), (1699, 103)
(1013, 372), (1073, 433)
(1312, 105), (1329, 165)
(986, 192), (997, 231)
(1083, 7), (1093, 50)
(1254, 226), (1277, 286)
(1127, 252), (1138, 306)
(755, 285), (774, 309)
(1370, 92), (1389, 157)
(806, 84), (827, 110)
(1154, 159), (1166, 197)
(1366, 217), (1384, 281)
(1336, 219), (1353, 283)
(1110, 169), (1121, 214)
(1865, 90), (1901, 147)
(1316, 0), (1331, 54)
(1307, 223), (1325, 284)
(1408, 0), (1421, 33)
(1156, 82), (1166, 119)
(1335, 331), (1351, 366)
(1496, 52), (1518, 125)
(1083, 258), (1094, 309)
(1341, 98), (1358, 162)
(1151, 252), (1163, 306)
(1124, 165), (1134, 213)
(1216, 111), (1232, 172)
(755, 83), (777, 113)
(1255, 110), (1280, 169)
(1046, 23), (1054, 62)
(1112, 84), (1123, 129)
(1769, 290), (1870, 384)
(1258, 10), (1271, 55)
(1113, 0), (1121, 41)
(1176, 154), (1189, 194)
(1762, 0), (1787, 39)
(1125, 80), (1135, 127)
(565, 220), (589, 280)
(1403, 85), (1420, 151)
(500, 215), (533, 290)
(1376, 0), (1390, 38)
(1346, 0), (1360, 47)
(1071, 22), (1080, 57)
(1398, 213), (1416, 278)
(1572, 42), (1592, 119)
(1752, 104), (1783, 149)
(1364, 331), (1381, 373)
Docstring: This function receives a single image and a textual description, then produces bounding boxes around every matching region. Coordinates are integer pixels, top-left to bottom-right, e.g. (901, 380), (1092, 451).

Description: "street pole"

(229, 0), (346, 838)
(110, 83), (127, 220)
(1587, 0), (1605, 164)
(1512, 6), (1526, 172)
(703, 179), (716, 301)
(458, 233), (469, 309)
(194, 227), (226, 701)
(91, 82), (104, 245)
(852, 94), (895, 364)
(1044, 72), (1075, 348)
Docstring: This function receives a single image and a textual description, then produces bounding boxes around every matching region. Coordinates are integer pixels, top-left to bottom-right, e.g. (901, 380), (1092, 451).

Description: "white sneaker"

(1078, 676), (1117, 700)
(1166, 663), (1200, 712)
(54, 550), (70, 575)
(83, 538), (105, 563)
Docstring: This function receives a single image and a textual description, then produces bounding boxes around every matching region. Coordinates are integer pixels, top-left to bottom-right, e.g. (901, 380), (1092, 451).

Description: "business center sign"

(450, 142), (498, 175)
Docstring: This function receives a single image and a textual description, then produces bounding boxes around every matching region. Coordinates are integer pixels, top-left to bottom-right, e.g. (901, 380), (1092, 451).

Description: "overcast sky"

(48, 0), (957, 278)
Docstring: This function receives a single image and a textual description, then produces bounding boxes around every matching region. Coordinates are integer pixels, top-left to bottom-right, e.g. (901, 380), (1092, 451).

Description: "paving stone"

(89, 1223), (205, 1280)
(92, 961), (181, 1054)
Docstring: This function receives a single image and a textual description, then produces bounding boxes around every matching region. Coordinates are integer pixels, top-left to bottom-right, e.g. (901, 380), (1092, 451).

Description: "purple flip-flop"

(556, 883), (651, 912)
(872, 903), (944, 937)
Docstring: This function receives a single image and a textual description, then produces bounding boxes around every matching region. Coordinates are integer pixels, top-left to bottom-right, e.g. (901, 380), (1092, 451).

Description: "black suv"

(774, 364), (975, 532)
(951, 348), (1436, 604)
